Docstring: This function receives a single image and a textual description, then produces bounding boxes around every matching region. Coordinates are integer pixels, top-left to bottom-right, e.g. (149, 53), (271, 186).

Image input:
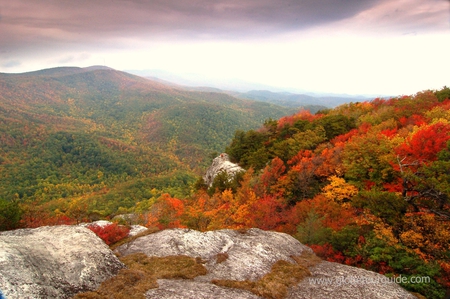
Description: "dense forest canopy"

(149, 87), (450, 299)
(0, 67), (300, 224)
(1, 67), (449, 298)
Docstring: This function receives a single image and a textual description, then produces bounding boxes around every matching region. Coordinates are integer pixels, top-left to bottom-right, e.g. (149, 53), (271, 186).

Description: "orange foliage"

(284, 195), (356, 234)
(183, 191), (211, 231)
(147, 193), (185, 229)
(330, 129), (358, 146)
(315, 145), (344, 177)
(400, 212), (450, 255)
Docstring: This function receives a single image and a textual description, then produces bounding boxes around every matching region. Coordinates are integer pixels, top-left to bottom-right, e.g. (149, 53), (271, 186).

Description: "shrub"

(87, 223), (130, 245)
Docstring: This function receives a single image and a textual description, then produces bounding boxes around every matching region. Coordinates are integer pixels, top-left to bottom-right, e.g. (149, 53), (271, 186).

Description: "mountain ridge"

(0, 65), (297, 216)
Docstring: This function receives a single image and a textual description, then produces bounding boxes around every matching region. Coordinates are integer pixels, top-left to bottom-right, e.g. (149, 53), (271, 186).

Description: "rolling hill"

(0, 66), (297, 215)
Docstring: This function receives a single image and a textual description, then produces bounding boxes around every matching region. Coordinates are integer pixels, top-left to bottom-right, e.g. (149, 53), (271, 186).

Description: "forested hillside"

(144, 87), (450, 299)
(0, 66), (295, 227)
(1, 66), (449, 298)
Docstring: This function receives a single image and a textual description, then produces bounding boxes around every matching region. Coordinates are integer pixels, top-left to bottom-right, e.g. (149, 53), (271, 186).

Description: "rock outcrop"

(203, 153), (244, 187)
(145, 279), (262, 299)
(288, 261), (418, 299)
(0, 226), (418, 299)
(115, 228), (312, 281)
(0, 225), (124, 299)
(115, 228), (417, 299)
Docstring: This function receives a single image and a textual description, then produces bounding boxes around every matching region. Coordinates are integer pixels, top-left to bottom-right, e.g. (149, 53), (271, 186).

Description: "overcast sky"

(0, 0), (449, 95)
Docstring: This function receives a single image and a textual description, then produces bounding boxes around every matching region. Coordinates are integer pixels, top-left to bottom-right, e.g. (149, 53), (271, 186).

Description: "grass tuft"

(73, 253), (207, 299)
(212, 251), (322, 299)
(216, 252), (229, 263)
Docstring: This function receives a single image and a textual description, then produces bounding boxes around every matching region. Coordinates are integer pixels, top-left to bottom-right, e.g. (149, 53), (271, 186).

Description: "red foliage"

(437, 261), (450, 288)
(398, 114), (426, 128)
(395, 122), (450, 167)
(287, 149), (314, 166)
(379, 128), (398, 138)
(258, 157), (286, 194)
(88, 223), (130, 245)
(331, 129), (358, 145)
(250, 194), (287, 231)
(21, 211), (77, 228)
(358, 122), (372, 134)
(363, 180), (376, 191)
(309, 243), (345, 263)
(382, 178), (403, 192)
(277, 110), (321, 129)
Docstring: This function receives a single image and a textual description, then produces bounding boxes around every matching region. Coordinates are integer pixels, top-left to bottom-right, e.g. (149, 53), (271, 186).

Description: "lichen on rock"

(0, 225), (124, 299)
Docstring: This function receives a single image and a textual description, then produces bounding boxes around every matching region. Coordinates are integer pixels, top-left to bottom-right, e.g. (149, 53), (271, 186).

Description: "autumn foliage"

(8, 87), (450, 299)
(87, 223), (130, 245)
(182, 88), (450, 299)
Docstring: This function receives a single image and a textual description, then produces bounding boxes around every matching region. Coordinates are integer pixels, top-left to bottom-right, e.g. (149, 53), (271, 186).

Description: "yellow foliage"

(400, 230), (425, 249)
(374, 221), (399, 247)
(322, 175), (358, 203)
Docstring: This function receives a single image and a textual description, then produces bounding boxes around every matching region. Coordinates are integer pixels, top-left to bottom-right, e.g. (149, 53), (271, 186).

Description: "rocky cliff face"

(203, 153), (245, 187)
(115, 228), (418, 299)
(0, 225), (124, 299)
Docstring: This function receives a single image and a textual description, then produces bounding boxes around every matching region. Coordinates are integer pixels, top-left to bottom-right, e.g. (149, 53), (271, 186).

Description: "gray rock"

(288, 261), (417, 299)
(115, 228), (312, 281)
(115, 228), (418, 299)
(0, 225), (125, 299)
(129, 224), (148, 236)
(203, 153), (245, 187)
(145, 279), (263, 299)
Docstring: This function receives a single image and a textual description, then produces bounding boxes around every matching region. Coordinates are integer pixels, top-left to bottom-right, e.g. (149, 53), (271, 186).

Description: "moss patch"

(212, 251), (322, 299)
(73, 253), (207, 299)
(121, 253), (208, 279)
(216, 252), (229, 263)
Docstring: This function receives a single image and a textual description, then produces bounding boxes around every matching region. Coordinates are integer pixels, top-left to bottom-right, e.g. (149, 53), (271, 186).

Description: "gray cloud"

(1, 0), (383, 41)
(0, 0), (448, 54)
(1, 60), (22, 69)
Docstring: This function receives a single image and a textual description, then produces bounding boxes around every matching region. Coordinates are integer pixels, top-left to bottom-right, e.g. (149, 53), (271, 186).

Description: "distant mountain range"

(0, 65), (385, 218)
(127, 69), (374, 110)
(0, 66), (306, 206)
(229, 90), (370, 109)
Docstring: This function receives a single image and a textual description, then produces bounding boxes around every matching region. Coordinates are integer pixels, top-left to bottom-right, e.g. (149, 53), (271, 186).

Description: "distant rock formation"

(115, 228), (417, 299)
(0, 225), (124, 299)
(203, 153), (245, 187)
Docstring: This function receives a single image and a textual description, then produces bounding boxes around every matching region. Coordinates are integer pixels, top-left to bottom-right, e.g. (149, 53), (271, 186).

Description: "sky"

(0, 0), (449, 96)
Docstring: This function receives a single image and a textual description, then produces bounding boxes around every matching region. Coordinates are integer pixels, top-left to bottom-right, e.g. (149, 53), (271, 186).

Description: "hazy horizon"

(1, 0), (449, 95)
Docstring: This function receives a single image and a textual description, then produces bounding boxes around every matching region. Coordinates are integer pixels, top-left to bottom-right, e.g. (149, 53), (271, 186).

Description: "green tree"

(295, 209), (332, 245)
(0, 198), (22, 231)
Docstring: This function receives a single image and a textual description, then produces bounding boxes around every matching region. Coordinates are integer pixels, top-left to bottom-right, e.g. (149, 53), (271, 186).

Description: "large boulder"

(115, 228), (311, 281)
(203, 153), (244, 187)
(0, 225), (125, 299)
(115, 228), (417, 299)
(288, 261), (417, 299)
(145, 279), (262, 299)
